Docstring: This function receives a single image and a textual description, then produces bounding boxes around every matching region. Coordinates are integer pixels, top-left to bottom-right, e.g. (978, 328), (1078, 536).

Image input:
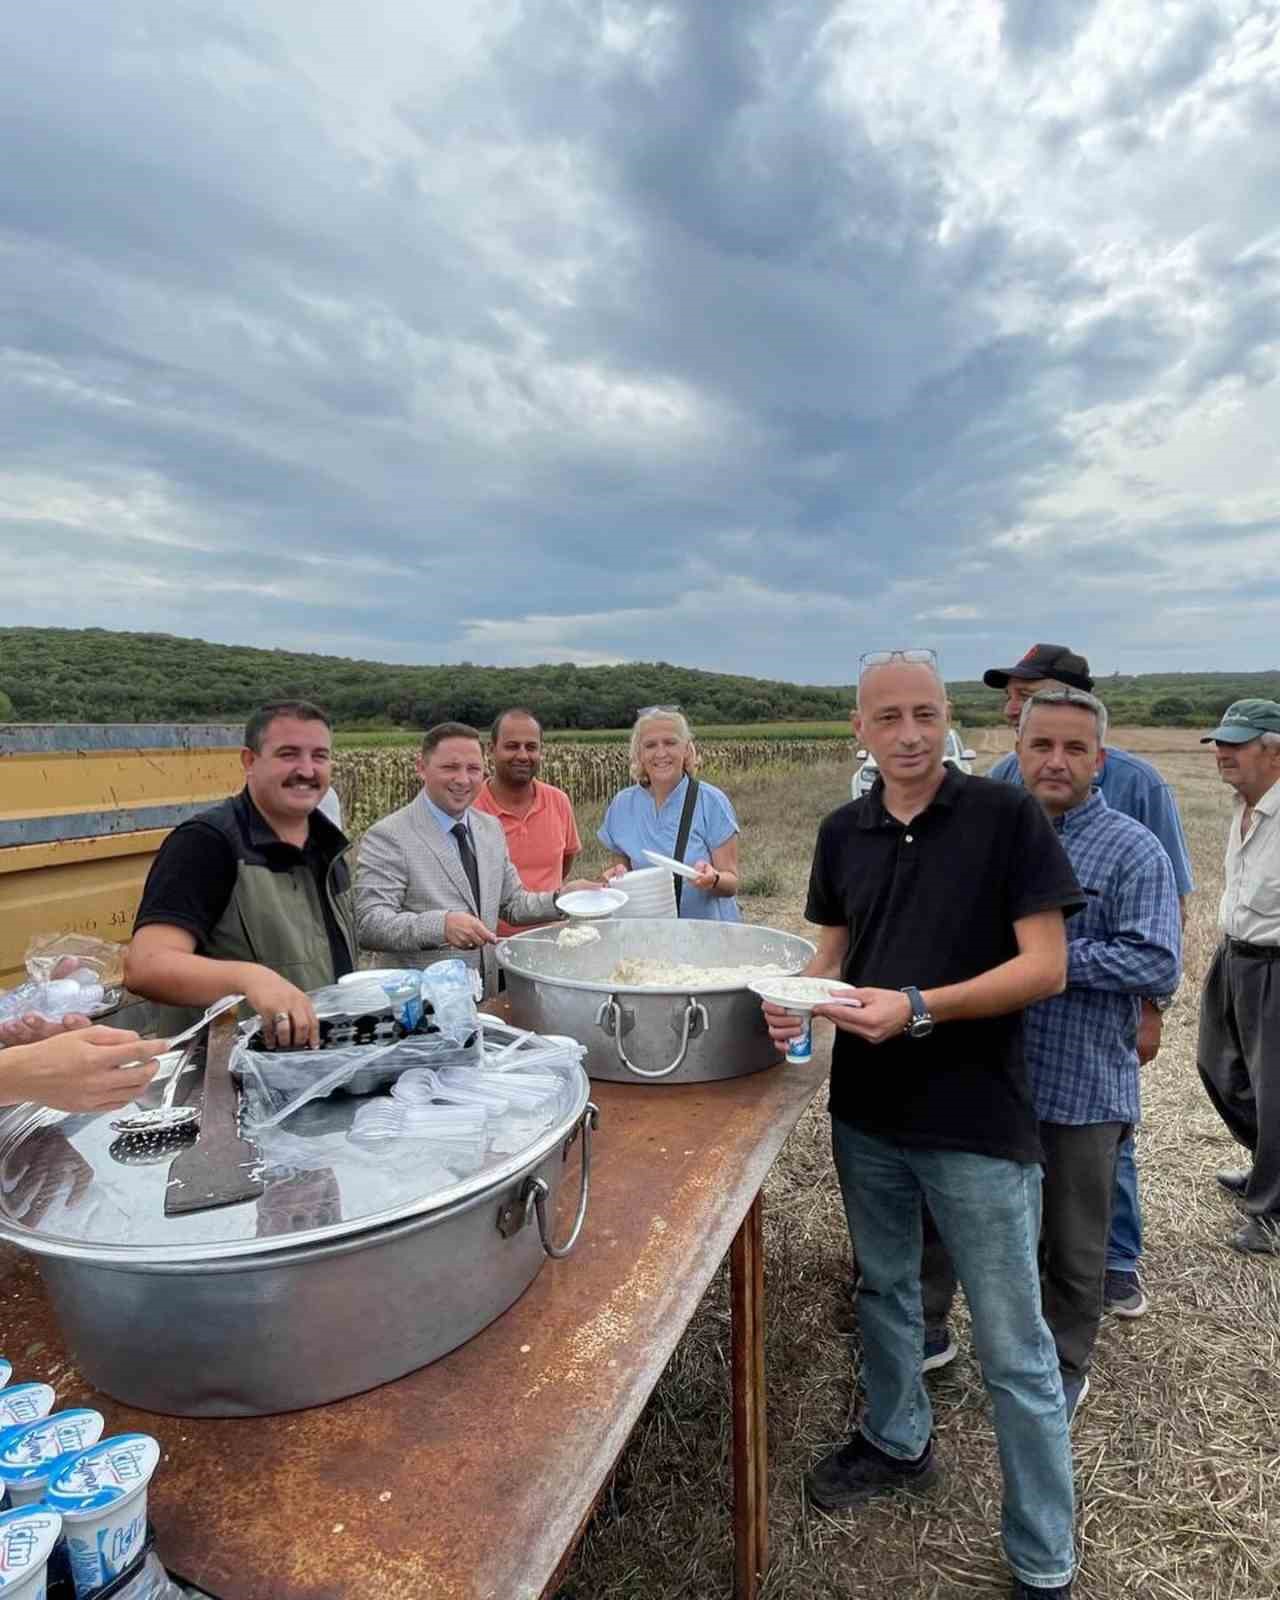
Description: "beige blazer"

(354, 796), (558, 994)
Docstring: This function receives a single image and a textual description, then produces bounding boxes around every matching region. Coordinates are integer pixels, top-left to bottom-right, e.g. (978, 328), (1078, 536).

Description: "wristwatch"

(900, 986), (935, 1040)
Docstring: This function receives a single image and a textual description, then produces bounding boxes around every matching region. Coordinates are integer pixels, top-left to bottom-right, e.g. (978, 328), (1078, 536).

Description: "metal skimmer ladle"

(109, 993), (245, 1138)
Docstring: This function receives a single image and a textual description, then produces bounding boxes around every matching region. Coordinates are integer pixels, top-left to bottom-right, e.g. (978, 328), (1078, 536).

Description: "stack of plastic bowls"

(611, 867), (677, 920)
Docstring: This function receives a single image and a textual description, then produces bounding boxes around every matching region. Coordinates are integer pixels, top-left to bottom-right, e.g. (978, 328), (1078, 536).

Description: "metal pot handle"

(524, 1101), (598, 1259)
(594, 994), (710, 1080)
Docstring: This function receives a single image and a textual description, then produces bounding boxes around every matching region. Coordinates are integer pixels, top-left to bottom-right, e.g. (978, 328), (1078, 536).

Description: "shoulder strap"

(672, 777), (701, 914)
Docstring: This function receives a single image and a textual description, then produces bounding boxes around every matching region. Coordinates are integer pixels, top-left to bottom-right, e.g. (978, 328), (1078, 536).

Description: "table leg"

(730, 1190), (767, 1600)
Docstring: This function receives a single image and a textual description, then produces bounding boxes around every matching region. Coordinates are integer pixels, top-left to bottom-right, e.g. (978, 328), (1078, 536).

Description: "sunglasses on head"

(858, 648), (939, 671)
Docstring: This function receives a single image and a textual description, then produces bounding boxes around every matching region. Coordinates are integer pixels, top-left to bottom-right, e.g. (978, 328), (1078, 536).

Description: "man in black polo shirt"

(764, 652), (1083, 1600)
(126, 700), (356, 1047)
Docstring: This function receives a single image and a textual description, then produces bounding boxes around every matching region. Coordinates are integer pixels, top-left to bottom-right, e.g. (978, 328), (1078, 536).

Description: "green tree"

(1148, 695), (1195, 724)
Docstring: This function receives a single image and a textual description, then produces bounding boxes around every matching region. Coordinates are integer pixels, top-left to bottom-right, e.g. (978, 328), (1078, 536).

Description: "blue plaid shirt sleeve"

(1066, 845), (1181, 997)
(1026, 794), (1183, 1125)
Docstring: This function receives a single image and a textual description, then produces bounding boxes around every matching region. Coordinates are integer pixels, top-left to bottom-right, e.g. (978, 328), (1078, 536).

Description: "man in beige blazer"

(355, 721), (596, 995)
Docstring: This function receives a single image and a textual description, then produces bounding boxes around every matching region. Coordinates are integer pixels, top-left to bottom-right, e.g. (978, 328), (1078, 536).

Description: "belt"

(1227, 937), (1280, 960)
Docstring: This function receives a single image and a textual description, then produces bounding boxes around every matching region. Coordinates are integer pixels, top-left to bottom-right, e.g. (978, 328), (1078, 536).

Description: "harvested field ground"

(555, 741), (1279, 1600)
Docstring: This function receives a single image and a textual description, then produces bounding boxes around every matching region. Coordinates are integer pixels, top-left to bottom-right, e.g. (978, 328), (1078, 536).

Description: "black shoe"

(1231, 1217), (1280, 1255)
(1103, 1268), (1148, 1318)
(1011, 1580), (1072, 1598)
(1062, 1373), (1089, 1428)
(805, 1432), (940, 1511)
(1217, 1167), (1251, 1197)
(922, 1324), (958, 1373)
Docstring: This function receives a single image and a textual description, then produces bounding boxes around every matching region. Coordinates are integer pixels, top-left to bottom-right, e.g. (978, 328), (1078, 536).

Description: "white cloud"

(1, 0), (1278, 681)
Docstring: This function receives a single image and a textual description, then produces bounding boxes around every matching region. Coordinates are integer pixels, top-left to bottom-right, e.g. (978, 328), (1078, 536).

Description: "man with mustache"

(1197, 699), (1280, 1253)
(126, 701), (356, 1047)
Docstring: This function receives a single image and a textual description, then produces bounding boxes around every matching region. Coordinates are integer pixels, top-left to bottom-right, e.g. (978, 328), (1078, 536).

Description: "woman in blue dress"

(599, 708), (743, 922)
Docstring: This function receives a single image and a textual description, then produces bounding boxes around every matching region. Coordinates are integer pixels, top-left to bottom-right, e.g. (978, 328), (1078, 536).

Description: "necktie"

(451, 822), (481, 910)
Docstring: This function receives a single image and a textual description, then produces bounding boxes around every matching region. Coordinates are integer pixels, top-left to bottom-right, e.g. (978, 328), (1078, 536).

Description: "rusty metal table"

(1, 1051), (827, 1600)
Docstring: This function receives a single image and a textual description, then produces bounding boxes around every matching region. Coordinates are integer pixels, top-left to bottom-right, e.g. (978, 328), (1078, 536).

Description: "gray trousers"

(922, 1120), (1127, 1382)
(1198, 940), (1280, 1219)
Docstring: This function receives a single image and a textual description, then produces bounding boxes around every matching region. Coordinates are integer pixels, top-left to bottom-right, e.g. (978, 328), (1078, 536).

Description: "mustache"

(283, 777), (322, 789)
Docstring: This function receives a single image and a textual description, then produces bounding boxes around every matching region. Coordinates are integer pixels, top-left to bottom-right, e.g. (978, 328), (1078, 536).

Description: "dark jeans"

(922, 1120), (1129, 1381)
(1198, 940), (1280, 1219)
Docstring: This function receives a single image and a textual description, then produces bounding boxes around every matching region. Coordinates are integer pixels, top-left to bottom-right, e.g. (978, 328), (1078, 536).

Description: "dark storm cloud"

(1, 1), (1277, 680)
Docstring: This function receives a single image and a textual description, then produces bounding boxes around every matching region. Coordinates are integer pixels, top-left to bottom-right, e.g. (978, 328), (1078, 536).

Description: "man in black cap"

(1197, 699), (1280, 1253)
(917, 645), (1190, 1360)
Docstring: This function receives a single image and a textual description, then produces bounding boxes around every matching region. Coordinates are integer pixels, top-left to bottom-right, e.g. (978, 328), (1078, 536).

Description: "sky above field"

(4, 1), (1280, 684)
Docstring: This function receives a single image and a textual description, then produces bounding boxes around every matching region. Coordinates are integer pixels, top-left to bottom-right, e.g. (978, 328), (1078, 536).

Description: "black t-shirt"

(134, 791), (354, 982)
(805, 768), (1082, 1164)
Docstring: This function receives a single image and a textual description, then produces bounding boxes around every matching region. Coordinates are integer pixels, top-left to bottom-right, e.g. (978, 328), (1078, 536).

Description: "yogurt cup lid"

(48, 1434), (160, 1514)
(0, 1504), (63, 1587)
(0, 1410), (106, 1484)
(0, 1387), (55, 1432)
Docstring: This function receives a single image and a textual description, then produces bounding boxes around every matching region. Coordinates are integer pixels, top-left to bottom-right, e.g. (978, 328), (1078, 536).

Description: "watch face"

(909, 1016), (935, 1039)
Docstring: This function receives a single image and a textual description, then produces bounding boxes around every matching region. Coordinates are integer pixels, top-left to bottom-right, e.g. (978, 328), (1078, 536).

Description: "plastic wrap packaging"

(88, 1551), (184, 1600)
(418, 960), (480, 1045)
(233, 998), (584, 1189)
(25, 934), (125, 989)
(0, 935), (125, 1025)
(0, 939), (127, 1027)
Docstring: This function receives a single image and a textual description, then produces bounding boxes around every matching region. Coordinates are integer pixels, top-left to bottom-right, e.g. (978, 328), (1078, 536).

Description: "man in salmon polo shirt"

(473, 708), (583, 937)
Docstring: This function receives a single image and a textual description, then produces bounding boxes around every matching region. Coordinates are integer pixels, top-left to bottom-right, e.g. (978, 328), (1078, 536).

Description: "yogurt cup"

(0, 1412), (105, 1509)
(0, 1393), (55, 1436)
(783, 1015), (813, 1064)
(0, 1503), (63, 1600)
(46, 1435), (159, 1597)
(0, 1366), (9, 1392)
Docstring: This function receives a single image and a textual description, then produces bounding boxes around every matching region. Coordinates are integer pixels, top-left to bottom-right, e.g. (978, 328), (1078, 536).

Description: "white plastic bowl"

(555, 889), (629, 920)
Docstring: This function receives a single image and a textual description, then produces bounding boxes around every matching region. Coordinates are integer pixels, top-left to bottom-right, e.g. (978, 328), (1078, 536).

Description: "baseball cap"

(1200, 699), (1280, 745)
(983, 643), (1094, 692)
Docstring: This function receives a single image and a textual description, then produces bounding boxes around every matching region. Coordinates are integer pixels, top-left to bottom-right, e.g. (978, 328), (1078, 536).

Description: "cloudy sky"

(3, 1), (1278, 683)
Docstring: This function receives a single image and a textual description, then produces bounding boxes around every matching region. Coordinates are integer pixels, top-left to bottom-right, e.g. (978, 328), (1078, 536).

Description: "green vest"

(204, 852), (356, 994)
(140, 792), (357, 1036)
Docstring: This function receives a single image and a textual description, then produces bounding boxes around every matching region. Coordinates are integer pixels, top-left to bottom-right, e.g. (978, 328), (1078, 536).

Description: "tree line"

(2, 628), (1277, 731)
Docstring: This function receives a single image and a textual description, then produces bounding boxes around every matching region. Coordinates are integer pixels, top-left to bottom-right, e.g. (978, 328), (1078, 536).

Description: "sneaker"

(1011, 1580), (1072, 1598)
(922, 1324), (958, 1372)
(805, 1432), (940, 1511)
(1231, 1217), (1280, 1255)
(1062, 1373), (1089, 1427)
(1216, 1167), (1251, 1197)
(1103, 1268), (1148, 1318)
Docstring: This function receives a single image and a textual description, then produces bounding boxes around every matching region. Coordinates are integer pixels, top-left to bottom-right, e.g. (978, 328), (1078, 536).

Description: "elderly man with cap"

(1197, 699), (1280, 1253)
(975, 643), (1192, 1325)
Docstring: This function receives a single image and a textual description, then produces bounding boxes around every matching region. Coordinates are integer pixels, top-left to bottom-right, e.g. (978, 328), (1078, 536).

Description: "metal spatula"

(164, 1011), (265, 1216)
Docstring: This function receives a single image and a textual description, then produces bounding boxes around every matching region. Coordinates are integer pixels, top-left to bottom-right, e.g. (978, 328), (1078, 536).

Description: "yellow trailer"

(0, 724), (243, 990)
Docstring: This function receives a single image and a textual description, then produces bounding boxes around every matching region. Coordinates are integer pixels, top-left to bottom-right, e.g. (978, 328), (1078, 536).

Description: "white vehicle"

(852, 729), (977, 800)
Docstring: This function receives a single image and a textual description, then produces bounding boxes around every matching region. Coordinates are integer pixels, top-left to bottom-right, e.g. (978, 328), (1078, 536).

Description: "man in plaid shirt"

(1018, 688), (1181, 1420)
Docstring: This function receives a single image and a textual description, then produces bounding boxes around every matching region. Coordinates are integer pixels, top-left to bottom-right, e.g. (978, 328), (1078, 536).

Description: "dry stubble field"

(555, 730), (1280, 1600)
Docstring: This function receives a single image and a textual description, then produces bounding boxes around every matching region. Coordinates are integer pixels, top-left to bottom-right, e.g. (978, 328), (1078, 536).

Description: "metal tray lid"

(0, 1020), (589, 1267)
